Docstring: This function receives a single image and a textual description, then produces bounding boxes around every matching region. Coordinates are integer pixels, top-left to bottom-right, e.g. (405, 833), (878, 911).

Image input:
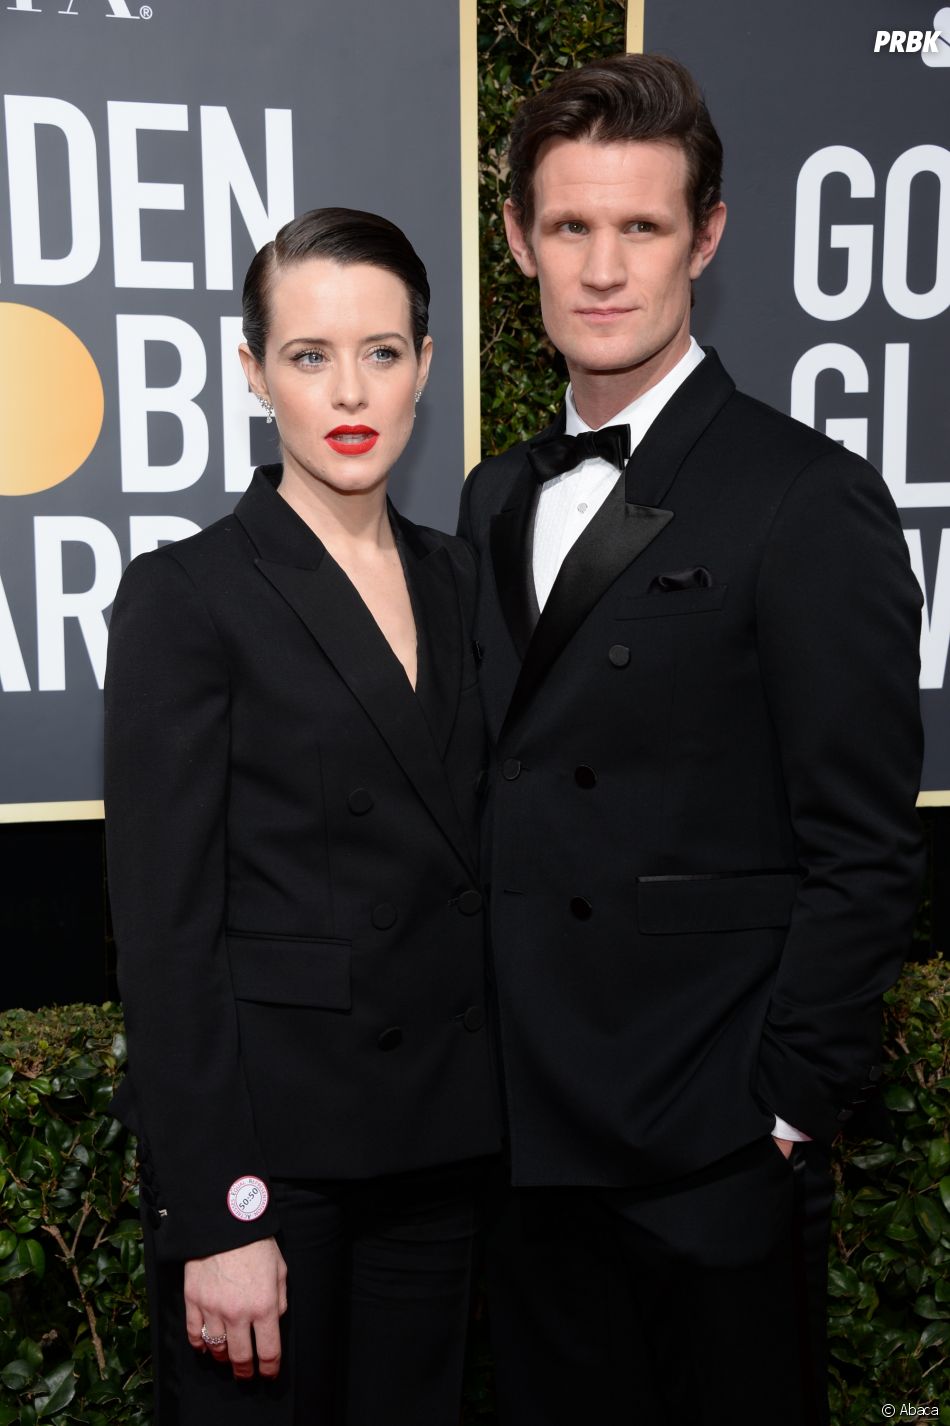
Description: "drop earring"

(258, 395), (274, 424)
(413, 390), (422, 421)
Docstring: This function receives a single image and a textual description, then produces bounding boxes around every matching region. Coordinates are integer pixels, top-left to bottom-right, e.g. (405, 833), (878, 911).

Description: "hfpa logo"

(6, 0), (153, 16)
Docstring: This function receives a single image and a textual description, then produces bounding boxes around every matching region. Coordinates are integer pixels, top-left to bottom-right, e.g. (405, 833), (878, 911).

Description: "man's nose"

(580, 231), (627, 291)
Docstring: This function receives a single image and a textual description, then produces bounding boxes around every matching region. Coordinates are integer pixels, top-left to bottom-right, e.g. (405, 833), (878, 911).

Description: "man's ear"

(503, 198), (539, 279)
(689, 201), (727, 280)
(238, 342), (268, 402)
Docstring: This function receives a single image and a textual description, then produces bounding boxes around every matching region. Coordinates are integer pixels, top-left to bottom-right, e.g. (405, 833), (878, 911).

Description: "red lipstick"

(325, 425), (379, 456)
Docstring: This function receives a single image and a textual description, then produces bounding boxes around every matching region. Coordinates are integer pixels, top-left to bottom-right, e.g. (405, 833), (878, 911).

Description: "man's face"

(504, 137), (725, 398)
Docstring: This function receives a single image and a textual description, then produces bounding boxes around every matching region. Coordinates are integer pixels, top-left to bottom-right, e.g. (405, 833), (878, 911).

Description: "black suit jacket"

(458, 349), (924, 1188)
(105, 465), (501, 1261)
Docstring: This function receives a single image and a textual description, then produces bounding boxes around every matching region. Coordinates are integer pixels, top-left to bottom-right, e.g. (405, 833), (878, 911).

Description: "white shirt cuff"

(772, 1115), (811, 1142)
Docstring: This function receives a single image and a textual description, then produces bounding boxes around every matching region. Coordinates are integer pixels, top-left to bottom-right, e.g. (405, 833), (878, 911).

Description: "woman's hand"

(184, 1237), (288, 1379)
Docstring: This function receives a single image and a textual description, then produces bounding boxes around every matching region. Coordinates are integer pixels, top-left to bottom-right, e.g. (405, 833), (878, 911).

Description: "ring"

(200, 1323), (227, 1347)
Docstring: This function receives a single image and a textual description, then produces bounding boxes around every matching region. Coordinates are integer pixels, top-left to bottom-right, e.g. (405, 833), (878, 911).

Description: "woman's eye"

(294, 349), (325, 367)
(368, 346), (400, 364)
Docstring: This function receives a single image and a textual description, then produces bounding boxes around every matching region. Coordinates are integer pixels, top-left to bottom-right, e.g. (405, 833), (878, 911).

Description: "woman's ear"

(238, 342), (269, 402)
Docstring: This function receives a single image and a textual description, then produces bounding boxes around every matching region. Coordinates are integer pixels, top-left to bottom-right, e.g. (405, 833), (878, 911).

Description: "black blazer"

(458, 349), (924, 1188)
(105, 466), (501, 1261)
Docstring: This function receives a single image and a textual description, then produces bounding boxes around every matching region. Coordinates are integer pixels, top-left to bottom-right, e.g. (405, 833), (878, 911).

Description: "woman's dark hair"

(242, 207), (430, 362)
(508, 54), (723, 237)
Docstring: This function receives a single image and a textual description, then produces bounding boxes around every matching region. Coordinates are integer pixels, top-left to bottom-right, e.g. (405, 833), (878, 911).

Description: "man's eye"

(630, 222), (655, 234)
(561, 221), (586, 235)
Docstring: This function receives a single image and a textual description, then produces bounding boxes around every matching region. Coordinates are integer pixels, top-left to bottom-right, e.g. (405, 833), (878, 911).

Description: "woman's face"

(240, 257), (432, 498)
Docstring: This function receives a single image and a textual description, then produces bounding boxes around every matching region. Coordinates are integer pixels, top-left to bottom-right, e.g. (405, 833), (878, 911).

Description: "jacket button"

(457, 890), (483, 915)
(502, 758), (522, 780)
(836, 1108), (854, 1123)
(377, 1027), (403, 1052)
(371, 902), (397, 930)
(570, 897), (593, 920)
(472, 640), (484, 663)
(608, 644), (630, 668)
(574, 765), (597, 789)
(348, 788), (374, 815)
(462, 1006), (485, 1032)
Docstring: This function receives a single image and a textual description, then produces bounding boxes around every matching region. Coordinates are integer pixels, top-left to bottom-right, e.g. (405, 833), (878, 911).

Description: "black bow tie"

(528, 424), (631, 483)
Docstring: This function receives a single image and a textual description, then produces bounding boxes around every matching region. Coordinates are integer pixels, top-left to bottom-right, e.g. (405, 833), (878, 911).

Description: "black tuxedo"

(105, 466), (500, 1266)
(458, 350), (924, 1423)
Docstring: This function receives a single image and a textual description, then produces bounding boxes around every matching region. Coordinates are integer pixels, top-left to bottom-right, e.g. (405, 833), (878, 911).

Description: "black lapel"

(390, 506), (462, 762)
(499, 349), (736, 738)
(489, 412), (563, 658)
(500, 479), (673, 737)
(235, 469), (476, 875)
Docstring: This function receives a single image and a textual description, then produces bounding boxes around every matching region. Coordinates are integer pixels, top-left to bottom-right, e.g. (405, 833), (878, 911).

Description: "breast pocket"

(615, 585), (729, 620)
(636, 871), (799, 935)
(226, 933), (352, 1009)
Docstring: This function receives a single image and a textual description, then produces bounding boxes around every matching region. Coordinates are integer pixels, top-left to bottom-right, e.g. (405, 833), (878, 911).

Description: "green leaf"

(914, 1294), (948, 1320)
(33, 1361), (76, 1418)
(884, 1084), (918, 1113)
(0, 1357), (34, 1390)
(919, 1320), (950, 1350)
(940, 1177), (950, 1215)
(928, 1139), (950, 1177)
(0, 1230), (16, 1260)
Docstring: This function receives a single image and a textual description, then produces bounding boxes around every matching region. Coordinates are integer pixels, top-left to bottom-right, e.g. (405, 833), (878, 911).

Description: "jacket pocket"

(636, 871), (799, 935)
(615, 586), (728, 620)
(226, 933), (352, 1009)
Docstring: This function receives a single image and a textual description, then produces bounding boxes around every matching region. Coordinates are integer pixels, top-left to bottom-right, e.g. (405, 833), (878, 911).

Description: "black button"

(347, 788), (374, 815)
(462, 1006), (485, 1032)
(472, 640), (484, 663)
(574, 765), (597, 789)
(502, 758), (522, 780)
(371, 902), (398, 930)
(608, 644), (630, 668)
(377, 1027), (403, 1052)
(457, 890), (483, 915)
(570, 897), (593, 920)
(836, 1108), (854, 1124)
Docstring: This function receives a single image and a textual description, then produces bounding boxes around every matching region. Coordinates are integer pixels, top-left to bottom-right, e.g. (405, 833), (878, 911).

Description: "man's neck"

(568, 332), (694, 429)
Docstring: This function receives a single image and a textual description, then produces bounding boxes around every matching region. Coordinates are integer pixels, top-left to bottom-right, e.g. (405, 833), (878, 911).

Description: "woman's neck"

(277, 460), (394, 555)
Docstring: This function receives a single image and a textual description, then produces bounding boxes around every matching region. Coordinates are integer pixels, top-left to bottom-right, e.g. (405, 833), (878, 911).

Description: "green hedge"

(2, 964), (949, 1423)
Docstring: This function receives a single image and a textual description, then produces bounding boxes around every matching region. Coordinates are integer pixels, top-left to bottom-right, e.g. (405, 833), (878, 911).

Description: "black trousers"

(144, 1159), (489, 1426)
(485, 1137), (833, 1426)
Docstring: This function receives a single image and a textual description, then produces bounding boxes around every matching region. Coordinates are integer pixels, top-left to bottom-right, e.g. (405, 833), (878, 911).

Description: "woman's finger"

(253, 1310), (282, 1379)
(184, 1296), (206, 1352)
(226, 1321), (255, 1380)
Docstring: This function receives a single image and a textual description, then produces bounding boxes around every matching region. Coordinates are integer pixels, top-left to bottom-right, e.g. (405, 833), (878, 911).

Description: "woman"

(104, 208), (500, 1425)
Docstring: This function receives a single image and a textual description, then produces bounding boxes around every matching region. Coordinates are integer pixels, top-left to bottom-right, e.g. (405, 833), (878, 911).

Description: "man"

(458, 53), (923, 1425)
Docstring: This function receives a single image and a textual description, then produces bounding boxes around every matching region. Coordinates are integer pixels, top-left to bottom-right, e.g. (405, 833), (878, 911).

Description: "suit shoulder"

(725, 389), (860, 469)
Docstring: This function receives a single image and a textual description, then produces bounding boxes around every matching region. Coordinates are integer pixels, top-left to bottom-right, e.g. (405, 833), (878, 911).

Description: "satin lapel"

(500, 478), (673, 738)
(622, 346), (736, 509)
(497, 351), (735, 739)
(238, 478), (477, 877)
(392, 512), (462, 762)
(489, 413), (563, 659)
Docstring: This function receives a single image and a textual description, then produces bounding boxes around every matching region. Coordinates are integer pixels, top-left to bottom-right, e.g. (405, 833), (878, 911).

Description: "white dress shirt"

(531, 337), (808, 1146)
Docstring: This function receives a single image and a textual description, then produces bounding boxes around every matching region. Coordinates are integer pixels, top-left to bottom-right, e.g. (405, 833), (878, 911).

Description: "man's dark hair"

(242, 207), (430, 362)
(507, 54), (723, 238)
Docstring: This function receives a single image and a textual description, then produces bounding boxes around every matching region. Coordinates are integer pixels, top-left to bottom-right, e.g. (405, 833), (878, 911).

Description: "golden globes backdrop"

(0, 0), (479, 819)
(636, 0), (950, 800)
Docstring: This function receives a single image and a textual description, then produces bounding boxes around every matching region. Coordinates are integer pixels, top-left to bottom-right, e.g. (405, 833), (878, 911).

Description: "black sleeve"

(753, 448), (925, 1141)
(104, 550), (276, 1260)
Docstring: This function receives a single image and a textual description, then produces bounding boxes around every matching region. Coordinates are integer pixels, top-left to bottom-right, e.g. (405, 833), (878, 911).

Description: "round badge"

(227, 1175), (269, 1222)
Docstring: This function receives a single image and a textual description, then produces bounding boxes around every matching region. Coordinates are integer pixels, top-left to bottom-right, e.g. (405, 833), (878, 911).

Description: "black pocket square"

(649, 566), (714, 593)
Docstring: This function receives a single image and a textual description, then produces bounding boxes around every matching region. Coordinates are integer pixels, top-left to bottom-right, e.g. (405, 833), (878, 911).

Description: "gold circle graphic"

(0, 303), (104, 496)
